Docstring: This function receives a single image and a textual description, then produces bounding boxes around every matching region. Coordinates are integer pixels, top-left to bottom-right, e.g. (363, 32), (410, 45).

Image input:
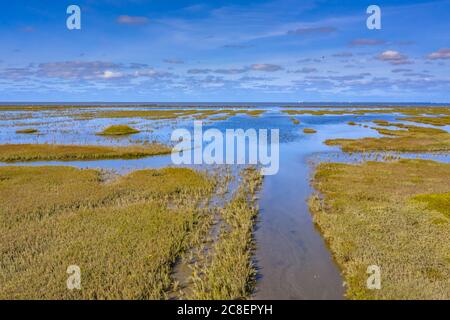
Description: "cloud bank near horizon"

(0, 0), (449, 102)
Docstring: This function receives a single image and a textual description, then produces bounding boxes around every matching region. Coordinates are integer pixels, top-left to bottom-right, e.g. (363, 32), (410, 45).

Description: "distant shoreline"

(1, 102), (450, 108)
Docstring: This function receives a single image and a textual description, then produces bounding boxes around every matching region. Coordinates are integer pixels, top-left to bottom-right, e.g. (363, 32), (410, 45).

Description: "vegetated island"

(0, 143), (171, 162)
(16, 128), (39, 134)
(303, 128), (317, 134)
(97, 125), (140, 136)
(325, 123), (450, 152)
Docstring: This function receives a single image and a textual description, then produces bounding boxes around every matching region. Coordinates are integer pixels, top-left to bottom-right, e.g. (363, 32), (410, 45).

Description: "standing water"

(253, 141), (344, 299)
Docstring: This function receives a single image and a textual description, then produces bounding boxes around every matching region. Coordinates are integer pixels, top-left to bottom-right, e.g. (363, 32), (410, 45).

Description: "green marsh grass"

(0, 143), (171, 162)
(283, 106), (450, 117)
(190, 167), (263, 299)
(310, 159), (450, 299)
(399, 115), (450, 126)
(0, 166), (216, 299)
(413, 192), (450, 217)
(372, 120), (390, 126)
(325, 124), (450, 152)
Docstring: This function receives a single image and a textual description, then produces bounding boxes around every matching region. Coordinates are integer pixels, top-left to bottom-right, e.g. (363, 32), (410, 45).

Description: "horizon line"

(1, 101), (450, 105)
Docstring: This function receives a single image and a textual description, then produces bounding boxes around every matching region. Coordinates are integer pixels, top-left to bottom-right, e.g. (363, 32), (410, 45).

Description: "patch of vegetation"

(372, 120), (390, 126)
(413, 192), (450, 217)
(399, 116), (450, 126)
(303, 128), (317, 134)
(325, 124), (450, 152)
(97, 125), (140, 136)
(0, 166), (216, 299)
(283, 106), (450, 117)
(0, 143), (171, 162)
(309, 159), (450, 299)
(290, 117), (300, 125)
(16, 128), (38, 134)
(245, 110), (265, 117)
(347, 121), (357, 126)
(211, 115), (229, 121)
(190, 167), (263, 299)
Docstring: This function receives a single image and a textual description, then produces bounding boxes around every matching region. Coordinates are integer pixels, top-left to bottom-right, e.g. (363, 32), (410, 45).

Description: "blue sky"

(1, 0), (449, 102)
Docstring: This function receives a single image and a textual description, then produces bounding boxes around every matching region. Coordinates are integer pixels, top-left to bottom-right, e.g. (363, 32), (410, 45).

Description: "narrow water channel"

(253, 140), (345, 299)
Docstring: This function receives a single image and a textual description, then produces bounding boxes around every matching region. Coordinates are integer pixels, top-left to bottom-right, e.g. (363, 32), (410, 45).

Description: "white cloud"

(117, 15), (150, 25)
(101, 70), (123, 79)
(250, 64), (283, 72)
(36, 61), (120, 79)
(287, 26), (336, 35)
(377, 50), (411, 65)
(350, 39), (385, 46)
(427, 48), (450, 60)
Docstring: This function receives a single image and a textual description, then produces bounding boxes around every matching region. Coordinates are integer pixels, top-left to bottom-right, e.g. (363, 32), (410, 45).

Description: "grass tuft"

(303, 128), (317, 134)
(413, 192), (450, 217)
(290, 117), (300, 125)
(16, 128), (38, 134)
